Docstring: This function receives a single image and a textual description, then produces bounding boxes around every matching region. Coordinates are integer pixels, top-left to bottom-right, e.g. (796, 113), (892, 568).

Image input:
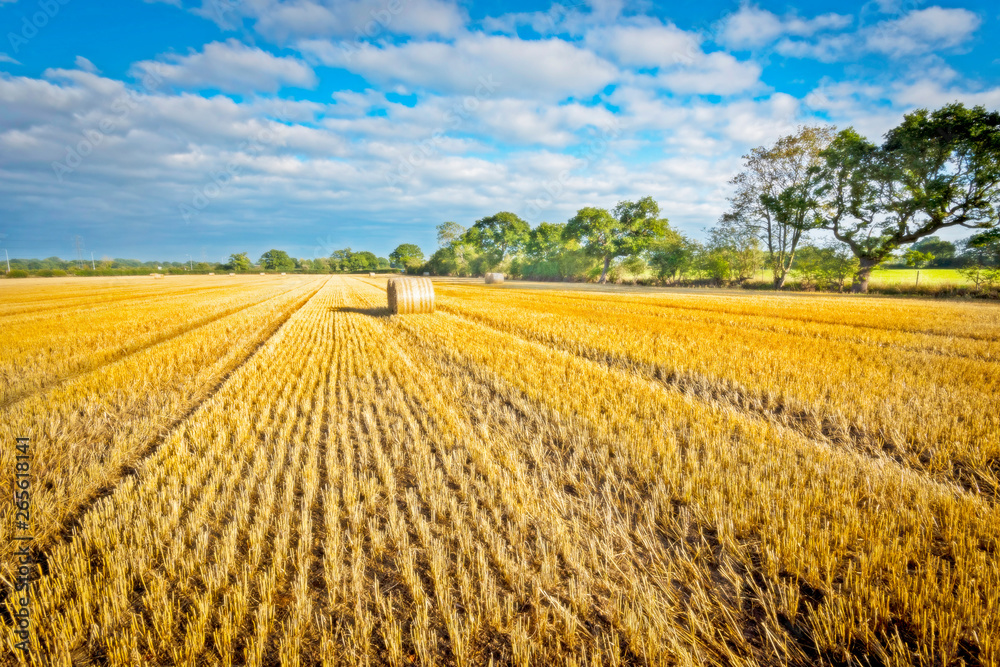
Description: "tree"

(389, 244), (425, 271)
(227, 252), (252, 272)
(810, 104), (1000, 292)
(729, 126), (835, 289)
(647, 230), (698, 281)
(436, 221), (465, 248)
(526, 222), (567, 261)
(522, 222), (595, 280)
(793, 243), (859, 291)
(564, 196), (668, 283)
(903, 249), (934, 269)
(959, 229), (1000, 289)
(707, 212), (764, 283)
(347, 251), (378, 272)
(471, 212), (531, 269)
(258, 249), (295, 271)
(911, 236), (956, 266)
(329, 248), (353, 272)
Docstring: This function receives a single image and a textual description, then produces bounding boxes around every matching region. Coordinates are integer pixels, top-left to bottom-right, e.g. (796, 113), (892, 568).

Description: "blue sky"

(1, 0), (998, 262)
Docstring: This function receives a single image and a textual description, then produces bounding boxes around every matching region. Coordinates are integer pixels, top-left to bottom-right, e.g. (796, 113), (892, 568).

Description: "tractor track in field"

(430, 288), (1000, 364)
(0, 282), (241, 319)
(0, 278), (327, 610)
(0, 279), (324, 413)
(433, 283), (1000, 344)
(48, 279), (326, 547)
(439, 303), (999, 502)
(352, 278), (998, 503)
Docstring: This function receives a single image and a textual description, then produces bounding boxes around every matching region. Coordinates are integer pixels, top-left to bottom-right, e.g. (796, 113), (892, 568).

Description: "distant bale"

(281, 272), (286, 276)
(153, 274), (164, 279)
(228, 273), (235, 276)
(485, 272), (504, 284)
(387, 277), (435, 315)
(369, 272), (376, 277)
(260, 272), (266, 275)
(423, 272), (430, 276)
(208, 272), (215, 275)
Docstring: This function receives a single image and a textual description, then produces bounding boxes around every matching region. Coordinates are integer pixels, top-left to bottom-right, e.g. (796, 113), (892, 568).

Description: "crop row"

(0, 278), (324, 584)
(431, 282), (1000, 496)
(0, 277), (310, 406)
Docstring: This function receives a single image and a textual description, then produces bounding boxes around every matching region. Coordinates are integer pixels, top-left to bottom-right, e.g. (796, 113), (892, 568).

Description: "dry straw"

(387, 277), (435, 314)
(485, 273), (504, 284)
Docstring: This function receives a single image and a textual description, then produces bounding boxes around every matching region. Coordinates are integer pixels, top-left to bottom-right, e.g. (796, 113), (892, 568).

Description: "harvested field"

(1, 275), (998, 666)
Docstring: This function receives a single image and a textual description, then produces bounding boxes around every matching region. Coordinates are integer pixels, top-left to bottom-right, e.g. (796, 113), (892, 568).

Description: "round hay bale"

(208, 272), (215, 275)
(387, 277), (435, 315)
(260, 272), (266, 275)
(422, 272), (430, 276)
(485, 272), (504, 284)
(229, 273), (235, 276)
(369, 272), (376, 277)
(281, 272), (286, 276)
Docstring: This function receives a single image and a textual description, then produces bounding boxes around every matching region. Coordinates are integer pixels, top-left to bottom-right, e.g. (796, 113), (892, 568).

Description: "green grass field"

(868, 268), (969, 285)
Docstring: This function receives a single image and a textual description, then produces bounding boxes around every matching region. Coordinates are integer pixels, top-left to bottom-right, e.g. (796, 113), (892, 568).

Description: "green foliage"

(707, 213), (764, 283)
(389, 244), (425, 271)
(793, 244), (860, 291)
(471, 212), (531, 269)
(436, 221), (465, 248)
(903, 249), (934, 269)
(258, 249), (295, 271)
(698, 250), (732, 283)
(564, 196), (668, 282)
(6, 269), (28, 278)
(227, 252), (252, 272)
(730, 125), (835, 286)
(911, 236), (956, 266)
(350, 251), (378, 271)
(647, 230), (699, 280)
(958, 229), (1000, 290)
(810, 103), (1000, 290)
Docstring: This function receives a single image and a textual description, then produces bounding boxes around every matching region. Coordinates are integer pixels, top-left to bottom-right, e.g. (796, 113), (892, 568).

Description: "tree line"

(420, 103), (1000, 293)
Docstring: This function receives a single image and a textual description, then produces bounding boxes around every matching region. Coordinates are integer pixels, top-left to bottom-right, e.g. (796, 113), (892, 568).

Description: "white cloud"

(776, 6), (981, 61)
(300, 35), (619, 101)
(130, 40), (316, 94)
(584, 21), (702, 69)
(654, 52), (762, 96)
(74, 56), (99, 74)
(865, 7), (981, 56)
(194, 0), (466, 42)
(803, 69), (1000, 140)
(0, 53), (20, 65)
(475, 99), (617, 146)
(716, 4), (853, 50)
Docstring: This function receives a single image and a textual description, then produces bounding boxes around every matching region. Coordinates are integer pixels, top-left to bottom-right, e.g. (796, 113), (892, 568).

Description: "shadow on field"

(331, 305), (391, 318)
